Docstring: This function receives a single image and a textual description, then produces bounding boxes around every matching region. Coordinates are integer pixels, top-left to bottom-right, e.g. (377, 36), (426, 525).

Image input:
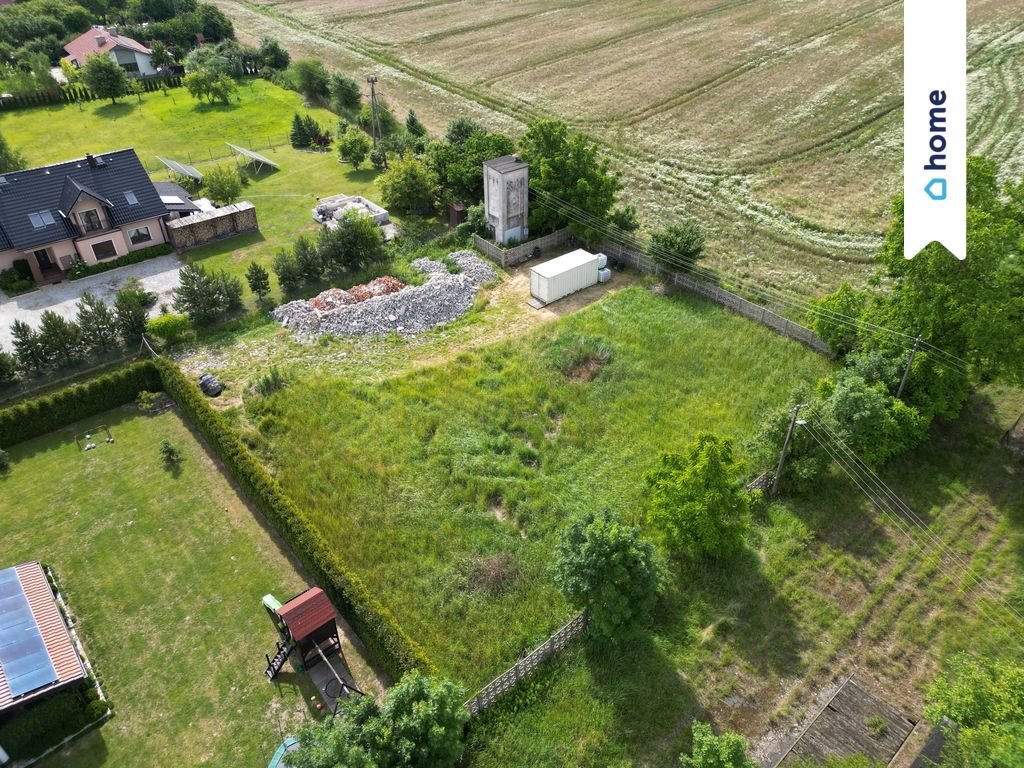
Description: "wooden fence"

(0, 75), (184, 111)
(464, 611), (588, 717)
(599, 241), (832, 356)
(473, 228), (572, 269)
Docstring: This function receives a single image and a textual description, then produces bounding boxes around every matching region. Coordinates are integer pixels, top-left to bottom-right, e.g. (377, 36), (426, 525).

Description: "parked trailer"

(529, 248), (601, 305)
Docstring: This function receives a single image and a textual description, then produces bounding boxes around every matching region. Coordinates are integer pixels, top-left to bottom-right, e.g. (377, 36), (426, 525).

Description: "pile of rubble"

(307, 277), (405, 311)
(272, 251), (496, 338)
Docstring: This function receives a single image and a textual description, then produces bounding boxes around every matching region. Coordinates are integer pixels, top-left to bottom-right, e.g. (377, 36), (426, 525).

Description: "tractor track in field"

(610, 0), (901, 126)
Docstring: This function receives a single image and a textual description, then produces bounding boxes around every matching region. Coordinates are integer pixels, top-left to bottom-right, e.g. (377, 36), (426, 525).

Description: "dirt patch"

(460, 552), (521, 596)
(566, 354), (608, 382)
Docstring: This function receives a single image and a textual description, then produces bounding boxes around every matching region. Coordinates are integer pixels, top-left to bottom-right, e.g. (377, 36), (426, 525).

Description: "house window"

(124, 191), (139, 205)
(91, 240), (118, 260)
(28, 211), (56, 228)
(79, 209), (103, 233)
(128, 226), (151, 245)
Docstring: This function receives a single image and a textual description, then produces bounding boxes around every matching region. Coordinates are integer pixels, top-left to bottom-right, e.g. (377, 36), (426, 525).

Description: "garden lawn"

(0, 407), (317, 768)
(253, 286), (832, 692)
(0, 79), (385, 304)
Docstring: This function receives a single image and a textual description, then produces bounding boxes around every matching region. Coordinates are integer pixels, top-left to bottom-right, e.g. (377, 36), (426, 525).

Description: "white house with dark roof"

(0, 149), (170, 285)
(63, 26), (156, 77)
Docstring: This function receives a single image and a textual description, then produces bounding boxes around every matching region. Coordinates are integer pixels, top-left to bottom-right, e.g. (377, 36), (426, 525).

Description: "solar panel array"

(0, 567), (57, 699)
(226, 143), (280, 170)
(156, 156), (204, 180)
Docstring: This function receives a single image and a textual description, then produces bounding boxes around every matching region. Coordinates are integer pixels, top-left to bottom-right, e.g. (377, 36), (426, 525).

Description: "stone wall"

(166, 202), (259, 252)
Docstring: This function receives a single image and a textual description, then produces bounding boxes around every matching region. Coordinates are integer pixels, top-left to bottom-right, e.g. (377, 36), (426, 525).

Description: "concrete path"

(0, 255), (183, 349)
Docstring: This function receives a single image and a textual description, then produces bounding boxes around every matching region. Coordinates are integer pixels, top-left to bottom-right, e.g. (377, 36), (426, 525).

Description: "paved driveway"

(0, 255), (183, 349)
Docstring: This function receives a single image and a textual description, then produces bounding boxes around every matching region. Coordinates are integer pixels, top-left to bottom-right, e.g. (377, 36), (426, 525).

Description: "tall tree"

(378, 154), (439, 215)
(328, 72), (361, 112)
(518, 118), (620, 243)
(80, 53), (129, 104)
(290, 58), (329, 101)
(10, 319), (45, 374)
(551, 509), (663, 641)
(37, 310), (83, 365)
(337, 125), (371, 170)
(0, 130), (26, 174)
(644, 433), (751, 560)
(76, 291), (119, 351)
(203, 163), (246, 205)
(258, 37), (290, 70)
(245, 262), (271, 302)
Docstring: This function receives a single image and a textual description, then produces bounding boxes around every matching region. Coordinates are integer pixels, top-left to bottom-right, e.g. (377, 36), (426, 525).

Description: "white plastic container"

(598, 267), (611, 283)
(530, 248), (600, 304)
(596, 252), (608, 269)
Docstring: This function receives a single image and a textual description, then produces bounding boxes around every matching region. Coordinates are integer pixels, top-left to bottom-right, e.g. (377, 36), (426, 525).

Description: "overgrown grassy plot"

(251, 286), (832, 692)
(464, 386), (1024, 768)
(0, 408), (316, 768)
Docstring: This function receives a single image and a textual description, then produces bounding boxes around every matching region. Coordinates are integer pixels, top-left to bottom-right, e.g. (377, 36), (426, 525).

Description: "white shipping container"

(529, 248), (600, 304)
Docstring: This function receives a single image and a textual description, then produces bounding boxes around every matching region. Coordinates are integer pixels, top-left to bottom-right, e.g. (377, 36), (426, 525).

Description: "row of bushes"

(0, 362), (160, 446)
(0, 678), (108, 761)
(151, 357), (433, 678)
(0, 358), (434, 679)
(69, 243), (175, 281)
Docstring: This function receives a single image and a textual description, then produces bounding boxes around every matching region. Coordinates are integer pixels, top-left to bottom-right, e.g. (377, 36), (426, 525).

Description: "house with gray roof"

(0, 149), (171, 285)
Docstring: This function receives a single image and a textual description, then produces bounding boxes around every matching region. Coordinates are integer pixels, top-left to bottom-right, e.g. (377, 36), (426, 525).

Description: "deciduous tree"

(203, 163), (246, 205)
(644, 433), (751, 560)
(337, 126), (371, 170)
(328, 72), (361, 112)
(649, 220), (705, 273)
(679, 722), (755, 768)
(519, 118), (620, 243)
(81, 53), (129, 104)
(379, 154), (439, 215)
(551, 509), (662, 641)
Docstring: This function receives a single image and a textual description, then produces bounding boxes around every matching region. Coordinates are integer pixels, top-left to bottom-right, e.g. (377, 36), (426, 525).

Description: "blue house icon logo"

(925, 178), (947, 200)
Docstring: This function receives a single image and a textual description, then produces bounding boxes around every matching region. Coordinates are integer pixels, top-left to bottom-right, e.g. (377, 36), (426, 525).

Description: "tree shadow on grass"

(94, 101), (138, 120)
(584, 629), (704, 763)
(657, 546), (806, 679)
(194, 101), (241, 114)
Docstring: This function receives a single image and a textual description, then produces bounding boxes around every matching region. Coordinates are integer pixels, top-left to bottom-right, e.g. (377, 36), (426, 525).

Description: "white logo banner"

(904, 0), (967, 260)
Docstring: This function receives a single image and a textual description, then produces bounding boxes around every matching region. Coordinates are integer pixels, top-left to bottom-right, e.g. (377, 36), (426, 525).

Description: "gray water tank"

(598, 267), (611, 283)
(596, 252), (608, 269)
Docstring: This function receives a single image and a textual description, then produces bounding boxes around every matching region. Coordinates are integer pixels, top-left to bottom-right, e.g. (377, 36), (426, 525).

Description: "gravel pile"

(272, 250), (495, 338)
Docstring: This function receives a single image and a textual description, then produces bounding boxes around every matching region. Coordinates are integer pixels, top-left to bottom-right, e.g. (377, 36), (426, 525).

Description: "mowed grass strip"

(0, 407), (316, 768)
(253, 286), (833, 689)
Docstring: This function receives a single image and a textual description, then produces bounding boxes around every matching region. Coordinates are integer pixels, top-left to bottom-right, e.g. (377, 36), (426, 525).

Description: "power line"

(527, 187), (973, 377)
(799, 417), (1024, 648)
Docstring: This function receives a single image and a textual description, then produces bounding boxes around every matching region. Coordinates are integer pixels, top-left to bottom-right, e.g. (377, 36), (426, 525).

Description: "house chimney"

(96, 34), (106, 46)
(86, 153), (97, 169)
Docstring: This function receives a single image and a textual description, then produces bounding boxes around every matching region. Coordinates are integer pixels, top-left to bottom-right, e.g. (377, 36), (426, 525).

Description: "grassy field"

(0, 79), (386, 303)
(209, 0), (1024, 293)
(216, 282), (1024, 767)
(0, 407), (321, 768)
(248, 287), (832, 688)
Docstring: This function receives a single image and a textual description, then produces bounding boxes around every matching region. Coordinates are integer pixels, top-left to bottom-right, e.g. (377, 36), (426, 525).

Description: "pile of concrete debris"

(272, 251), (496, 338)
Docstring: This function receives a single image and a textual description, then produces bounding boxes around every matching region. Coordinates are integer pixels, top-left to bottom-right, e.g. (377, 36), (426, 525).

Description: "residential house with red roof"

(63, 26), (156, 78)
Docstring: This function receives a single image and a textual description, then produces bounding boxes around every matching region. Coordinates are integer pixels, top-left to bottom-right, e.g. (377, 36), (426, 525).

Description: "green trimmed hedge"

(152, 357), (434, 679)
(0, 362), (161, 446)
(0, 679), (108, 761)
(68, 243), (175, 280)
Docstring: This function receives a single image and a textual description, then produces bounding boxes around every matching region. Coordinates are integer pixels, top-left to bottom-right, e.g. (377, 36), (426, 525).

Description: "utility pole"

(366, 75), (381, 148)
(771, 403), (806, 496)
(896, 335), (922, 400)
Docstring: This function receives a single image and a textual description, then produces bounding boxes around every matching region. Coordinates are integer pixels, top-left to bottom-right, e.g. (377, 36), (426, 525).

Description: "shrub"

(0, 447), (9, 473)
(147, 313), (191, 345)
(160, 439), (182, 465)
(679, 721), (755, 768)
(0, 259), (35, 296)
(252, 366), (286, 397)
(289, 59), (329, 101)
(0, 679), (106, 761)
(272, 248), (303, 293)
(68, 244), (175, 280)
(809, 283), (868, 358)
(136, 390), (159, 412)
(0, 346), (16, 385)
(203, 163), (248, 206)
(649, 221), (706, 273)
(337, 125), (371, 169)
(316, 210), (386, 275)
